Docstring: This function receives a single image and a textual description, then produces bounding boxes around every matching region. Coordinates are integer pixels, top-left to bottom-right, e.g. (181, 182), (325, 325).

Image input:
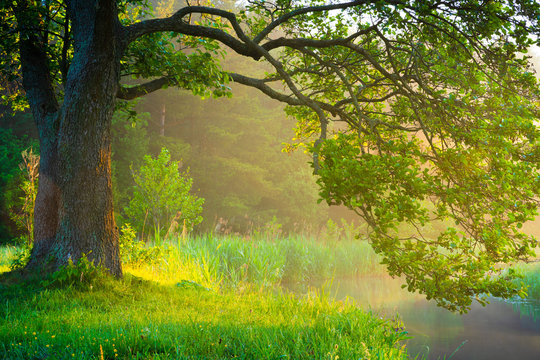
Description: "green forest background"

(0, 27), (358, 245)
(4, 0), (540, 245)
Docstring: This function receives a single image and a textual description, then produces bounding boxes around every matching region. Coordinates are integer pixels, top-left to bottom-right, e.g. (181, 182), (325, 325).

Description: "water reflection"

(330, 276), (540, 360)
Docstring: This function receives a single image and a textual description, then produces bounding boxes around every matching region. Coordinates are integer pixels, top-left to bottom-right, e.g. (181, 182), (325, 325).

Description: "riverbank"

(513, 261), (540, 299)
(0, 239), (411, 360)
(1, 233), (539, 359)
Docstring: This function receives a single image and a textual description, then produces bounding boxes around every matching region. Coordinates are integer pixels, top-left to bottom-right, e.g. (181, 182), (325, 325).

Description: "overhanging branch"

(122, 6), (258, 59)
(253, 0), (373, 43)
(229, 73), (302, 106)
(116, 77), (173, 100)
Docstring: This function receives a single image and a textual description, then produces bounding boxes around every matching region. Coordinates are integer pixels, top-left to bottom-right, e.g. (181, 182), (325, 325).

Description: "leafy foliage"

(264, 0), (540, 311)
(125, 148), (204, 237)
(0, 128), (38, 244)
(9, 148), (39, 246)
(120, 0), (232, 99)
(41, 253), (106, 289)
(8, 245), (31, 271)
(111, 102), (151, 223)
(118, 223), (166, 265)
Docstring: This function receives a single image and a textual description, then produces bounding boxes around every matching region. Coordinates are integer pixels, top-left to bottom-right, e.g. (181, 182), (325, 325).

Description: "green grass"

(0, 245), (19, 273)
(2, 230), (537, 359)
(0, 234), (412, 359)
(512, 261), (540, 299)
(130, 234), (383, 290)
(0, 273), (411, 359)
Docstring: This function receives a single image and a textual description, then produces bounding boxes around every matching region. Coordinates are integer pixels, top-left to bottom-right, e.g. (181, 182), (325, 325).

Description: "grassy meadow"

(2, 232), (539, 359)
(0, 234), (412, 360)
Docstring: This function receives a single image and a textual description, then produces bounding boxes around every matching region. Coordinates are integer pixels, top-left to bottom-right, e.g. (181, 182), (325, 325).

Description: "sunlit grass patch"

(125, 234), (384, 292)
(0, 246), (22, 274)
(0, 245), (18, 268)
(0, 274), (411, 359)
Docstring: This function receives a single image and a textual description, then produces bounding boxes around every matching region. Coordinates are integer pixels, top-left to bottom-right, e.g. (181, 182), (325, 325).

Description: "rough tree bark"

(21, 0), (122, 276)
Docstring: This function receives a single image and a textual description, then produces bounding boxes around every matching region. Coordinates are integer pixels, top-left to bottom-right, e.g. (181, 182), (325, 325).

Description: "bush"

(41, 253), (105, 289)
(125, 148), (204, 240)
(0, 129), (39, 244)
(118, 223), (167, 266)
(9, 245), (31, 270)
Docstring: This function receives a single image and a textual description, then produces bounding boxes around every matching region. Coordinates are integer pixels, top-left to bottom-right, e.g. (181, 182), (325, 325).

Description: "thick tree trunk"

(24, 0), (123, 277)
(29, 69), (122, 276)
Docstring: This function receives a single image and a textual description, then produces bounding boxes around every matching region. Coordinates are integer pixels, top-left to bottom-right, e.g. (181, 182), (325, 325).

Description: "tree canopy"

(2, 0), (540, 311)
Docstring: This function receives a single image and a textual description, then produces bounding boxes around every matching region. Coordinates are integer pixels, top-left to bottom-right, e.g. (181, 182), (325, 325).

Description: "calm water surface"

(330, 276), (540, 360)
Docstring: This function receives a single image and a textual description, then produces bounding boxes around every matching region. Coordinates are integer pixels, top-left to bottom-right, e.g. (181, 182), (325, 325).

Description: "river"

(326, 275), (540, 359)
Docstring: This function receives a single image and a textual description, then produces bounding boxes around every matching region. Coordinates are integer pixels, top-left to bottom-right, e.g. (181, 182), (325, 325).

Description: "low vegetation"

(2, 229), (539, 359)
(0, 234), (411, 360)
(0, 246), (18, 273)
(121, 232), (383, 290)
(512, 261), (540, 300)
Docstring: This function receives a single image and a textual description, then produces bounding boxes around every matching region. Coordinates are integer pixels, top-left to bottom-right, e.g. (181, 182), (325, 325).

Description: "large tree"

(2, 0), (540, 311)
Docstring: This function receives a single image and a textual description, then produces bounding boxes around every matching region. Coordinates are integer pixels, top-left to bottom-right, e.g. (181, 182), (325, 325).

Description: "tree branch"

(122, 6), (258, 59)
(229, 72), (302, 106)
(121, 4), (381, 61)
(261, 27), (377, 52)
(252, 0), (372, 43)
(116, 77), (173, 100)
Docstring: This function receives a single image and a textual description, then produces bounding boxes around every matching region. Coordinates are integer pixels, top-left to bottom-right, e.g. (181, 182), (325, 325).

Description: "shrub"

(11, 149), (39, 246)
(118, 223), (166, 266)
(9, 245), (31, 270)
(41, 253), (105, 289)
(125, 148), (204, 240)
